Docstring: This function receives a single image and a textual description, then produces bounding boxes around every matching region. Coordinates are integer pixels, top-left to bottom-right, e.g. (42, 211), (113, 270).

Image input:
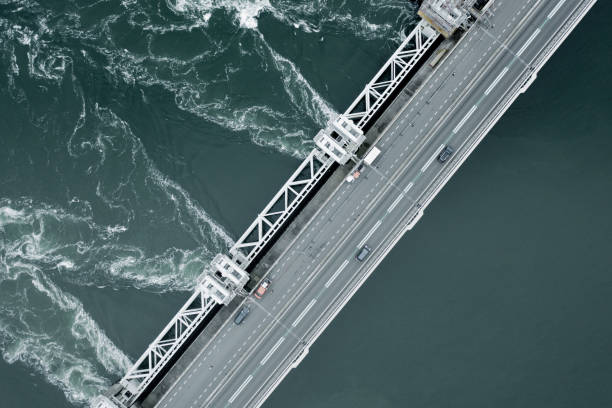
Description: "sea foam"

(0, 265), (132, 405)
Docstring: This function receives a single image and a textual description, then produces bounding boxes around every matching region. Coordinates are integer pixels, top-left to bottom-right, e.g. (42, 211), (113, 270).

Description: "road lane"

(153, 1), (596, 407)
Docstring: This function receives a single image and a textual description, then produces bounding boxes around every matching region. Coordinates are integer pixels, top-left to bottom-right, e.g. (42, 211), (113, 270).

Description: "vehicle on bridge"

(356, 245), (372, 262)
(346, 147), (382, 183)
(346, 164), (364, 183)
(364, 146), (381, 166)
(254, 279), (271, 299)
(234, 306), (250, 325)
(438, 145), (454, 163)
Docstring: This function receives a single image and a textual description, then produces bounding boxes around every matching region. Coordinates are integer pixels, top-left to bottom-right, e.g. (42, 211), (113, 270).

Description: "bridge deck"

(140, 28), (463, 408)
(106, 0), (597, 407)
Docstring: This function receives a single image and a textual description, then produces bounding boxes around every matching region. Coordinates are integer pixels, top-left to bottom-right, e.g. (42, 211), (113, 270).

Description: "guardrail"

(344, 20), (439, 129)
(109, 18), (440, 407)
(229, 150), (334, 265)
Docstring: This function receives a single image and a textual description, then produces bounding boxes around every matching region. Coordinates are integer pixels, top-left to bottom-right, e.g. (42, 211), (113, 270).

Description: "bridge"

(94, 0), (597, 407)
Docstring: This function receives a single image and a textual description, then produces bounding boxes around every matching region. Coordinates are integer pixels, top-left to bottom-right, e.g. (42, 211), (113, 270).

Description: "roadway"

(153, 0), (596, 407)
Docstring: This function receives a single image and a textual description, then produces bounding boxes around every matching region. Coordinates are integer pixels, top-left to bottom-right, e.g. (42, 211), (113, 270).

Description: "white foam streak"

(168, 0), (272, 29)
(255, 32), (336, 128)
(0, 266), (131, 405)
(146, 160), (235, 249)
(68, 104), (235, 252)
(165, 0), (413, 39)
(0, 196), (220, 292)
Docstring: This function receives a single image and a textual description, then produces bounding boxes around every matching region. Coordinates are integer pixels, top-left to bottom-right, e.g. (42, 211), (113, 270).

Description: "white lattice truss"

(344, 20), (439, 129)
(113, 20), (441, 407)
(230, 150), (333, 264)
(119, 288), (218, 403)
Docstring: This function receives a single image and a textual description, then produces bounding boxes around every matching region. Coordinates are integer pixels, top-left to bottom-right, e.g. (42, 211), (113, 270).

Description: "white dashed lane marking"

(291, 299), (317, 327)
(452, 105), (477, 134)
(260, 337), (285, 366)
(485, 67), (508, 95)
(516, 28), (540, 57)
(325, 260), (349, 288)
(228, 375), (253, 404)
(387, 194), (404, 214)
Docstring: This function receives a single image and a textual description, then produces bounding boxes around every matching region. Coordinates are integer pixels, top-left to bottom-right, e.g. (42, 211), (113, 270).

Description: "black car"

(355, 245), (371, 262)
(233, 306), (250, 325)
(438, 145), (454, 163)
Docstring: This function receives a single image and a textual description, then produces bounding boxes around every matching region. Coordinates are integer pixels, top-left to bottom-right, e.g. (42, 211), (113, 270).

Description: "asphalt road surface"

(153, 1), (597, 407)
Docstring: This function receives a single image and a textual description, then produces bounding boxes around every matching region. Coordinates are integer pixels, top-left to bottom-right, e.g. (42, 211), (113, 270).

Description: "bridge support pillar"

(333, 115), (365, 146)
(314, 115), (364, 165)
(211, 254), (249, 288)
(418, 0), (471, 37)
(91, 396), (123, 408)
(199, 274), (233, 305)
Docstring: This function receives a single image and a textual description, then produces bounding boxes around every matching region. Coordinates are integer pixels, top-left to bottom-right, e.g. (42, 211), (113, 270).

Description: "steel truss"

(92, 396), (120, 408)
(228, 21), (439, 263)
(111, 20), (440, 408)
(230, 150), (334, 264)
(344, 20), (439, 130)
(116, 254), (247, 405)
(117, 287), (218, 404)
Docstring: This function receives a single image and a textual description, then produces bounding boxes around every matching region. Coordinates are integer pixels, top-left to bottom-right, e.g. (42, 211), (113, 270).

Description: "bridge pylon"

(314, 114), (365, 165)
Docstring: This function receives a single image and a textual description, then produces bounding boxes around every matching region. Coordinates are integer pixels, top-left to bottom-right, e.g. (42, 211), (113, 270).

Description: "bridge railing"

(116, 287), (219, 405)
(344, 20), (439, 129)
(229, 21), (439, 266)
(229, 150), (333, 265)
(110, 18), (440, 407)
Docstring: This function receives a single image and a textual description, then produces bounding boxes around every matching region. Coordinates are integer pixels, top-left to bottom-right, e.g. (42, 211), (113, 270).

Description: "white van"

(363, 147), (381, 166)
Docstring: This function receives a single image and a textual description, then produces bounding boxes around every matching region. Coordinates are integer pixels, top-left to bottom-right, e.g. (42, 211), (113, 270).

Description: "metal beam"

(343, 20), (439, 130)
(229, 150), (334, 264)
(116, 283), (221, 405)
(107, 19), (441, 408)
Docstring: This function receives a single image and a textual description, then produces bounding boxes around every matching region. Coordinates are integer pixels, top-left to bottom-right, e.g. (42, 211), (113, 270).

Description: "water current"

(0, 1), (610, 407)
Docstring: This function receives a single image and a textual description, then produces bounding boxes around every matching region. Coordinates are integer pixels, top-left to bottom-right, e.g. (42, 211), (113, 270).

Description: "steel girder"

(229, 150), (334, 264)
(118, 287), (219, 404)
(228, 22), (439, 265)
(111, 20), (440, 408)
(344, 20), (439, 129)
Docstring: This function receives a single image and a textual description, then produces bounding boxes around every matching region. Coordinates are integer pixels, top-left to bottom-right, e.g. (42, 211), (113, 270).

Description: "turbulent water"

(2, 0), (611, 407)
(0, 0), (417, 406)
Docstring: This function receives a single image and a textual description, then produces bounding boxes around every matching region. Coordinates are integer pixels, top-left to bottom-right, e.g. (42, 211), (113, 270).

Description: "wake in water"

(0, 96), (235, 399)
(0, 248), (132, 404)
(168, 0), (416, 38)
(0, 0), (416, 406)
(1, 0), (415, 159)
(162, 0), (417, 155)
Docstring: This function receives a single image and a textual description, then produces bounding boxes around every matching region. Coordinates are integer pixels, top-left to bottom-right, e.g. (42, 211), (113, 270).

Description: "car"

(355, 245), (371, 262)
(233, 306), (250, 325)
(438, 145), (454, 163)
(254, 279), (271, 299)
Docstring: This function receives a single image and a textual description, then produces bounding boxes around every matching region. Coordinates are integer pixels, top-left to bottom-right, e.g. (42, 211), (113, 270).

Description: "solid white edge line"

(246, 2), (600, 407)
(548, 0), (566, 19)
(325, 260), (349, 288)
(484, 67), (509, 95)
(387, 193), (404, 213)
(260, 337), (286, 366)
(452, 105), (477, 134)
(357, 220), (382, 248)
(292, 299), (317, 328)
(228, 375), (253, 404)
(516, 28), (541, 57)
